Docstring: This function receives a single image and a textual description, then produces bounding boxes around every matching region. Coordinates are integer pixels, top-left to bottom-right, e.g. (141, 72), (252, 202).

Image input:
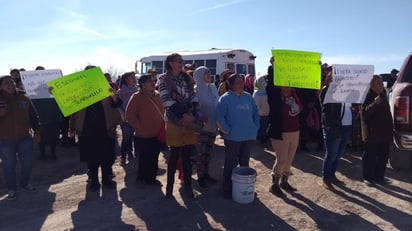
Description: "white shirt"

(341, 103), (352, 126)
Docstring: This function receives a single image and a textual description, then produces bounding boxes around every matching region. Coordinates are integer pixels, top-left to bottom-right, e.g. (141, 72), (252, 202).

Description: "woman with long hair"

(0, 75), (40, 200)
(158, 53), (202, 199)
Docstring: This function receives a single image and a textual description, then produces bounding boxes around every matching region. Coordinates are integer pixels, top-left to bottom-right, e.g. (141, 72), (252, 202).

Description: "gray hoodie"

(193, 66), (219, 134)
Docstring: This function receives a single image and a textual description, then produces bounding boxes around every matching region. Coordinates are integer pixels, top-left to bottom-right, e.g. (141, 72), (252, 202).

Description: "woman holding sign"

(266, 78), (303, 197)
(70, 65), (122, 192)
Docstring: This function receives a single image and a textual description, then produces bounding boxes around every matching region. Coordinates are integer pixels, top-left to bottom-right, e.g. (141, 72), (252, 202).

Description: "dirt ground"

(0, 130), (411, 231)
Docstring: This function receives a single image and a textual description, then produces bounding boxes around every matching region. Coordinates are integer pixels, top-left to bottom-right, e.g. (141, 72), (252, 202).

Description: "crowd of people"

(0, 54), (396, 201)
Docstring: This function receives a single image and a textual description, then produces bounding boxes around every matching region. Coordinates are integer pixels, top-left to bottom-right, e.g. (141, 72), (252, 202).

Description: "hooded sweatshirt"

(193, 66), (219, 134)
(253, 75), (269, 117)
(215, 91), (259, 141)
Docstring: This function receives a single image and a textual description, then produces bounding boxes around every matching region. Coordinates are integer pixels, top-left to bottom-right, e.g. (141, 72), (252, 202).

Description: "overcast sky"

(0, 0), (410, 76)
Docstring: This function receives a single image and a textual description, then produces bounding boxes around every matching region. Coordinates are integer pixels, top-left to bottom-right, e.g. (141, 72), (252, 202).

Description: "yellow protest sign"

(47, 67), (112, 117)
(271, 49), (321, 89)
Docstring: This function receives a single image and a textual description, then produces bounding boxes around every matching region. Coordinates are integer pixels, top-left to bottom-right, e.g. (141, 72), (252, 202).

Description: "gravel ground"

(0, 133), (411, 231)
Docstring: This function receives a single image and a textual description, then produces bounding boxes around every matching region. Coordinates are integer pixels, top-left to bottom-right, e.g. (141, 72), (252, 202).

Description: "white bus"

(135, 48), (256, 77)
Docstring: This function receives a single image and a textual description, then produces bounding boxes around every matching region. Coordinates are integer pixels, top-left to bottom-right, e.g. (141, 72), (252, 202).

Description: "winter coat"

(361, 89), (393, 143)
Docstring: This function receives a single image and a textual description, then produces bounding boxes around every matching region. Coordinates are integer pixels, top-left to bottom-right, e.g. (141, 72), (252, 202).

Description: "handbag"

(359, 105), (368, 142)
(148, 96), (166, 143)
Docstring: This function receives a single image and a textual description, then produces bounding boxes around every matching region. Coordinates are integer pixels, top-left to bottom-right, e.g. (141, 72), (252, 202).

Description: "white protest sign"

(323, 64), (374, 104)
(20, 69), (63, 99)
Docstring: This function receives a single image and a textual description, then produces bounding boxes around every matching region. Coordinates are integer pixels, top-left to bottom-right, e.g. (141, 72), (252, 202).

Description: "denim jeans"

(0, 136), (34, 191)
(120, 122), (134, 158)
(322, 125), (351, 180)
(223, 139), (253, 194)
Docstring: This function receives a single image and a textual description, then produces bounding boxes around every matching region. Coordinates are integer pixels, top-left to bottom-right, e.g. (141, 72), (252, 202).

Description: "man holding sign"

(266, 50), (321, 196)
(49, 66), (121, 191)
(319, 64), (373, 189)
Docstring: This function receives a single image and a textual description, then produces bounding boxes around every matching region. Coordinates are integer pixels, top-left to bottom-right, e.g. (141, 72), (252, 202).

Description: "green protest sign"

(47, 67), (112, 117)
(271, 49), (321, 90)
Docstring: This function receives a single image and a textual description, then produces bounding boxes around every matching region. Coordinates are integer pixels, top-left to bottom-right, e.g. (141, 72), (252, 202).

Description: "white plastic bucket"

(231, 167), (256, 204)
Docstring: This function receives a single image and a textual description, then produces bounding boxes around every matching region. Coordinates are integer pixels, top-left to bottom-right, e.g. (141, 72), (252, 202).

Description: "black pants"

(87, 161), (112, 184)
(135, 136), (161, 183)
(80, 134), (115, 184)
(362, 141), (390, 181)
(60, 116), (70, 143)
(39, 123), (60, 156)
(166, 146), (193, 193)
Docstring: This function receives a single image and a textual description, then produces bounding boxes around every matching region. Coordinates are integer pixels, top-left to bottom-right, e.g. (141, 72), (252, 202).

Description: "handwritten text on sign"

(20, 69), (63, 99)
(272, 49), (321, 90)
(323, 64), (374, 104)
(47, 67), (112, 117)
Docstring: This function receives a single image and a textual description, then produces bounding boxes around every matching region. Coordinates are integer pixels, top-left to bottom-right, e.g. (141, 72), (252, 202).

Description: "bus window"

(152, 61), (163, 74)
(194, 60), (205, 68)
(236, 64), (247, 75)
(141, 62), (152, 73)
(206, 59), (217, 75)
(248, 64), (255, 75)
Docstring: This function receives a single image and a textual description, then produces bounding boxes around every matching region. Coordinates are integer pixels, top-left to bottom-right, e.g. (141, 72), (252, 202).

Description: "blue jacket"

(215, 91), (259, 141)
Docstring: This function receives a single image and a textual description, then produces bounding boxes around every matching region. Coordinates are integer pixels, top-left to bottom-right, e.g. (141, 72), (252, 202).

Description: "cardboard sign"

(47, 67), (112, 117)
(271, 49), (321, 90)
(323, 64), (374, 104)
(20, 69), (63, 99)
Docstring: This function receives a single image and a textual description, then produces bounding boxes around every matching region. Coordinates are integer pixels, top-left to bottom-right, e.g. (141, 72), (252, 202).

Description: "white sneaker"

(7, 190), (16, 200)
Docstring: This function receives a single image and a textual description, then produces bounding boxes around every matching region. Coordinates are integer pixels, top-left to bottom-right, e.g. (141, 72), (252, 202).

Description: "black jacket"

(319, 86), (343, 128)
(266, 84), (283, 140)
(362, 89), (393, 143)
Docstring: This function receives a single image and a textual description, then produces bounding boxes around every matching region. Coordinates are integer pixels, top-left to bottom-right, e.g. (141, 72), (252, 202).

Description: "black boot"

(197, 176), (208, 188)
(280, 175), (297, 191)
(269, 174), (286, 197)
